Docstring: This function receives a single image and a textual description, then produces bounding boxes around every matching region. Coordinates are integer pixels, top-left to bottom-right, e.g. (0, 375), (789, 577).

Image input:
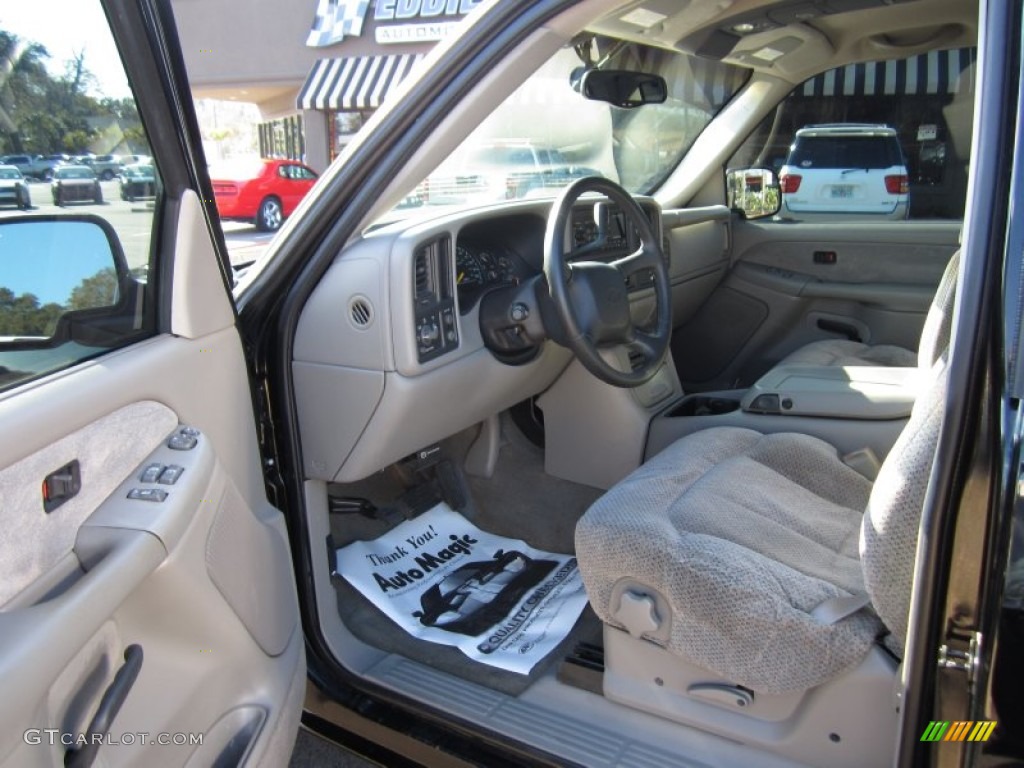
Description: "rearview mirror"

(579, 69), (668, 108)
(726, 168), (781, 219)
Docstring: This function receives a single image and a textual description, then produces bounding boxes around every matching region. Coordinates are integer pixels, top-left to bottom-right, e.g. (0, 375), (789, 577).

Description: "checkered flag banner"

(306, 0), (371, 47)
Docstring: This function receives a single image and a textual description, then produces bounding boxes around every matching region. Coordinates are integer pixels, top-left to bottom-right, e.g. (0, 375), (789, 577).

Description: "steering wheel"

(544, 176), (671, 387)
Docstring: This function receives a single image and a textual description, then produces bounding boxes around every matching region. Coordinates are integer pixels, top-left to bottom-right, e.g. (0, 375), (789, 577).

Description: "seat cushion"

(575, 427), (883, 694)
(778, 339), (917, 368)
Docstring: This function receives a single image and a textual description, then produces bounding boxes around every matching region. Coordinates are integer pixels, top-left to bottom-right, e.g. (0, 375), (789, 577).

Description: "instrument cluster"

(454, 242), (527, 313)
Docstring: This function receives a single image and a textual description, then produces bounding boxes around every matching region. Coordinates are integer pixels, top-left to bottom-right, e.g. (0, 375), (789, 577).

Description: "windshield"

(381, 39), (748, 223)
(58, 167), (94, 179)
(0, 169), (20, 179)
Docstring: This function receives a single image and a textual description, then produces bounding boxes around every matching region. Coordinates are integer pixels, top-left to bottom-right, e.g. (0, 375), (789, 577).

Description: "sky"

(0, 2), (132, 99)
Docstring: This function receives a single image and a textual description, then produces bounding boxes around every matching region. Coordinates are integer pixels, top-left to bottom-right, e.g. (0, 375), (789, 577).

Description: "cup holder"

(668, 395), (742, 418)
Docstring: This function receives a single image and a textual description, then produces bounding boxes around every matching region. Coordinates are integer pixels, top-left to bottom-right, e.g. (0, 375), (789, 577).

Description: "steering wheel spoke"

(612, 242), (661, 278)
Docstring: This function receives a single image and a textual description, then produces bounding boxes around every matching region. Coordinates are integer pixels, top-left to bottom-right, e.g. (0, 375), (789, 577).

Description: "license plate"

(830, 185), (854, 198)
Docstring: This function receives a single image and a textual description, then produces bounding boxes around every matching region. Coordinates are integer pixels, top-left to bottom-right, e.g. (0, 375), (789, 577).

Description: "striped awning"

(297, 54), (423, 111)
(794, 49), (976, 99)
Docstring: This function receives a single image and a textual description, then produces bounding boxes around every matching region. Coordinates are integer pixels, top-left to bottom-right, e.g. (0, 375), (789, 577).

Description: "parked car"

(2, 2), (1023, 768)
(118, 162), (156, 202)
(424, 140), (598, 205)
(778, 124), (910, 220)
(0, 153), (68, 181)
(0, 165), (31, 210)
(89, 154), (126, 180)
(50, 165), (102, 205)
(0, 155), (37, 179)
(210, 157), (318, 231)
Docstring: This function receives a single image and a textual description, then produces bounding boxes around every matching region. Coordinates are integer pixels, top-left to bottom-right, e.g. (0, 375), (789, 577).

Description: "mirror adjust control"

(139, 463), (164, 483)
(158, 465), (184, 485)
(167, 432), (198, 451)
(128, 488), (168, 502)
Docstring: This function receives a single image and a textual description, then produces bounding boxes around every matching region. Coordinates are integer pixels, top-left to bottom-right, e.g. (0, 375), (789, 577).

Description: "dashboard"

(292, 194), (674, 484)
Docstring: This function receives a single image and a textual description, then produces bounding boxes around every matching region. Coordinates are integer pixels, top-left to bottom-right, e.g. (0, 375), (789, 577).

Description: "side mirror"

(726, 168), (781, 219)
(579, 69), (668, 108)
(0, 215), (139, 350)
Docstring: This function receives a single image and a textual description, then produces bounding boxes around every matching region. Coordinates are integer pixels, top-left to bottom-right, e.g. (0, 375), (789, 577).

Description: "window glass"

(729, 48), (975, 222)
(379, 39), (748, 223)
(0, 1), (161, 391)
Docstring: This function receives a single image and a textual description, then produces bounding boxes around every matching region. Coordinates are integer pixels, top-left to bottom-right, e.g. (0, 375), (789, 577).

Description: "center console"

(646, 364), (922, 466)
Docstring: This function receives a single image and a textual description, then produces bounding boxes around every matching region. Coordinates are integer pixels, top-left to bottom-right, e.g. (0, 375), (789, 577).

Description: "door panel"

(0, 323), (303, 768)
(672, 218), (961, 390)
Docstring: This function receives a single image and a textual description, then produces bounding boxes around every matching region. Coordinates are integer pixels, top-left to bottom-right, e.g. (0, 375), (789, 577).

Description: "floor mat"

(333, 504), (590, 675)
(329, 418), (605, 695)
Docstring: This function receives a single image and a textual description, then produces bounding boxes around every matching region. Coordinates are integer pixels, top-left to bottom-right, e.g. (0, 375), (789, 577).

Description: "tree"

(0, 287), (64, 337)
(68, 268), (118, 311)
(1, 29), (145, 156)
(0, 30), (53, 153)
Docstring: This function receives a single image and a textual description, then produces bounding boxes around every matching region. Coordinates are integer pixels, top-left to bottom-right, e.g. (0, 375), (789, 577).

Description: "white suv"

(778, 124), (909, 220)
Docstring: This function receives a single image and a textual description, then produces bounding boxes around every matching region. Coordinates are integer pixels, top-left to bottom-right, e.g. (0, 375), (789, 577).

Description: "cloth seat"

(575, 357), (948, 695)
(777, 249), (960, 370)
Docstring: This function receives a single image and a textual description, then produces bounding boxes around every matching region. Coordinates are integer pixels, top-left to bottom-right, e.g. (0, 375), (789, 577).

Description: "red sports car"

(210, 158), (318, 232)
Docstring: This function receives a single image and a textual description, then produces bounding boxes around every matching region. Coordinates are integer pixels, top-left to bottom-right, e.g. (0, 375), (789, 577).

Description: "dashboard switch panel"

(413, 236), (459, 362)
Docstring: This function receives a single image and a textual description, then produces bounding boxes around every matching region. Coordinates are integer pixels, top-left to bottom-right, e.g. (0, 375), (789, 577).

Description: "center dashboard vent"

(412, 236), (458, 363)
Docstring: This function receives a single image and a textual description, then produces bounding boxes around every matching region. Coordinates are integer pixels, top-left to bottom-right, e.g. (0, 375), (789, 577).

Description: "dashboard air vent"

(414, 245), (436, 303)
(348, 296), (373, 328)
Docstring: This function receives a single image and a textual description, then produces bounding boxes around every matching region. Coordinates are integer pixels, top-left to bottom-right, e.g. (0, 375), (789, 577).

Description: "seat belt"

(812, 593), (871, 624)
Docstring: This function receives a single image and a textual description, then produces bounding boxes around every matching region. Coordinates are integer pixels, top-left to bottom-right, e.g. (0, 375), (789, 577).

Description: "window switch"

(140, 463), (164, 483)
(158, 465), (184, 485)
(128, 488), (168, 502)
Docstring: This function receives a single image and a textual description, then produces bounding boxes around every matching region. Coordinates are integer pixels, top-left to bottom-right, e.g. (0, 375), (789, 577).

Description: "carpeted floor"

(328, 417), (604, 696)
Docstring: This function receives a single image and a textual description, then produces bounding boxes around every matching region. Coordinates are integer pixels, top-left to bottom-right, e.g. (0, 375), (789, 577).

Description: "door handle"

(65, 644), (143, 768)
(43, 459), (81, 513)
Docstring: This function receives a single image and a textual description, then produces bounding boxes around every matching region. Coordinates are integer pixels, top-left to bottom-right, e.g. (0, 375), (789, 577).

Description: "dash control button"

(167, 431), (198, 451)
(158, 465), (184, 485)
(139, 463), (164, 483)
(128, 488), (168, 502)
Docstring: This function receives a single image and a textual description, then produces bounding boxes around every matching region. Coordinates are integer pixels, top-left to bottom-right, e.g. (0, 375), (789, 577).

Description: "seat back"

(917, 249), (961, 369)
(860, 354), (949, 650)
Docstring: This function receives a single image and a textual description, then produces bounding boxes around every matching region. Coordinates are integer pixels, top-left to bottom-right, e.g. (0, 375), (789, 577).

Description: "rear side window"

(788, 135), (904, 169)
(730, 48), (975, 221)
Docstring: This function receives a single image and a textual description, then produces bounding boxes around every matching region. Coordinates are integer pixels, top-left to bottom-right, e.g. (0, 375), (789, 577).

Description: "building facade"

(171, 0), (481, 171)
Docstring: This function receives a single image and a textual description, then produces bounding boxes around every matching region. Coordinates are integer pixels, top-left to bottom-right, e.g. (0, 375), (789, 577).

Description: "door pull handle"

(65, 644), (143, 768)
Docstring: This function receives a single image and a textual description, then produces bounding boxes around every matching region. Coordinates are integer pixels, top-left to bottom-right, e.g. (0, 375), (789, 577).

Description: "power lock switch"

(140, 463), (164, 483)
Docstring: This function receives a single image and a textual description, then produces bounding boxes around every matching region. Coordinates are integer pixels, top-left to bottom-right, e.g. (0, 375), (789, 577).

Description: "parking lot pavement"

(0, 180), (276, 271)
(221, 221), (276, 267)
(289, 728), (380, 768)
